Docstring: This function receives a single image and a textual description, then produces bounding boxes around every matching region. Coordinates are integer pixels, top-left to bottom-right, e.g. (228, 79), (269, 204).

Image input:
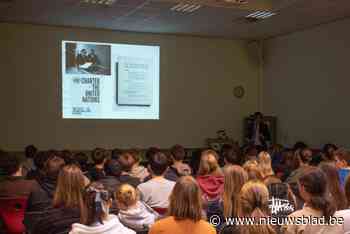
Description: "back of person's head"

(44, 155), (65, 179)
(61, 149), (76, 165)
(1, 152), (22, 176)
(238, 180), (275, 234)
(298, 167), (336, 222)
(115, 184), (138, 210)
(148, 151), (169, 176)
(125, 149), (140, 164)
(293, 141), (308, 151)
(223, 165), (248, 217)
(111, 148), (122, 161)
(335, 148), (350, 168)
(92, 148), (108, 165)
(75, 152), (89, 171)
(244, 145), (258, 161)
(168, 176), (202, 221)
(257, 151), (274, 178)
(82, 182), (111, 225)
(25, 145), (37, 159)
(104, 159), (122, 177)
(222, 144), (240, 165)
(53, 164), (85, 211)
(118, 152), (135, 173)
(198, 149), (220, 176)
(145, 147), (161, 162)
(243, 160), (263, 181)
(263, 175), (281, 187)
(34, 151), (51, 171)
(319, 163), (347, 210)
(170, 144), (186, 162)
(322, 143), (338, 161)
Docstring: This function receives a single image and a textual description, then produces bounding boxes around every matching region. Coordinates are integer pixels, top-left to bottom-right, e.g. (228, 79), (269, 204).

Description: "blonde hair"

(238, 180), (275, 234)
(168, 176), (202, 221)
(115, 184), (139, 209)
(223, 165), (248, 217)
(243, 160), (263, 181)
(258, 151), (274, 178)
(197, 150), (221, 176)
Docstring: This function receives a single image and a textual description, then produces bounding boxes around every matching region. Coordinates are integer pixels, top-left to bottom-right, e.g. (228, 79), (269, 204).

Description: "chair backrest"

(0, 197), (27, 234)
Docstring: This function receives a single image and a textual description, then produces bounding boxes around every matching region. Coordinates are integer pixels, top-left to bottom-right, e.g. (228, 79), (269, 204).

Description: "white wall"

(262, 18), (350, 148)
(0, 23), (259, 151)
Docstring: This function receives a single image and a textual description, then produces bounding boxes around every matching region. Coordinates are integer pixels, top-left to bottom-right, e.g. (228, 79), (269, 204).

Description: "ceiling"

(1, 0), (350, 39)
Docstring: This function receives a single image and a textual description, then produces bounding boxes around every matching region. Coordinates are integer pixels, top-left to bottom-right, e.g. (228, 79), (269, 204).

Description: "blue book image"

(338, 168), (350, 187)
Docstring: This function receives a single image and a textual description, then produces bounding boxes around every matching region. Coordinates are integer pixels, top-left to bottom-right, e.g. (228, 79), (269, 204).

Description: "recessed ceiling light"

(80, 0), (116, 6)
(246, 10), (276, 20)
(170, 3), (201, 13)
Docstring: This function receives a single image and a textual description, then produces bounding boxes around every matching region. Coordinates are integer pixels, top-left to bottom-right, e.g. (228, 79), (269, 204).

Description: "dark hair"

(118, 153), (135, 172)
(1, 152), (21, 176)
(319, 163), (347, 210)
(82, 182), (111, 225)
(299, 168), (336, 222)
(345, 175), (350, 206)
(322, 143), (338, 160)
(170, 145), (186, 162)
(44, 156), (65, 179)
(61, 150), (76, 165)
(104, 159), (122, 177)
(293, 141), (308, 151)
(25, 145), (37, 159)
(92, 148), (108, 165)
(75, 152), (89, 171)
(149, 151), (169, 176)
(34, 151), (51, 170)
(222, 144), (240, 165)
(254, 112), (263, 118)
(111, 148), (122, 161)
(145, 147), (161, 162)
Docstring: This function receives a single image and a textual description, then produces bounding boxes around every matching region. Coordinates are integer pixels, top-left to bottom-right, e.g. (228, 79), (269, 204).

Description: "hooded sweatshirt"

(69, 214), (136, 234)
(118, 201), (159, 232)
(196, 175), (224, 201)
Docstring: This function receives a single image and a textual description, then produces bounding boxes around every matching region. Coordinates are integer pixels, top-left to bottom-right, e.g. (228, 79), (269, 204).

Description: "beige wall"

(262, 18), (350, 148)
(0, 23), (259, 151)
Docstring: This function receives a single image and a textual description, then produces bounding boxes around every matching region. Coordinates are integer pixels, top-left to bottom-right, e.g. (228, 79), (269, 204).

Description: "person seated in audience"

(30, 164), (86, 234)
(69, 182), (135, 234)
(243, 144), (259, 162)
(222, 165), (248, 219)
(118, 153), (141, 188)
(116, 184), (158, 232)
(61, 149), (76, 165)
(319, 163), (347, 211)
(111, 148), (123, 161)
(285, 146), (313, 183)
(257, 151), (274, 179)
(334, 175), (350, 233)
(26, 150), (51, 180)
(22, 144), (38, 176)
(26, 154), (65, 212)
(335, 148), (350, 186)
(88, 148), (108, 181)
(128, 149), (150, 182)
(320, 143), (338, 166)
(243, 160), (264, 181)
(137, 151), (175, 210)
(282, 167), (338, 234)
(222, 144), (241, 168)
(221, 180), (276, 234)
(98, 159), (121, 194)
(74, 151), (90, 173)
(164, 144), (191, 182)
(0, 152), (36, 198)
(277, 149), (295, 181)
(149, 176), (216, 234)
(270, 144), (284, 170)
(196, 150), (224, 202)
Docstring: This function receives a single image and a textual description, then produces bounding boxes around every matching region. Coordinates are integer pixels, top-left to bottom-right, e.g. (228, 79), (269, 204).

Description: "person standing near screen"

(246, 112), (271, 151)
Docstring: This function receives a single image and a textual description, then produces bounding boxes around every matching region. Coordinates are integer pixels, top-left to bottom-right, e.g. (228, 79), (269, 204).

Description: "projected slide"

(62, 41), (160, 119)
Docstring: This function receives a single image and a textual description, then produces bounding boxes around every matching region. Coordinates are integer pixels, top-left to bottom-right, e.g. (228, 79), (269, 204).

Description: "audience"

(116, 183), (158, 232)
(88, 148), (108, 181)
(149, 176), (216, 234)
(285, 146), (313, 183)
(98, 159), (121, 194)
(69, 182), (135, 234)
(257, 151), (274, 179)
(222, 144), (241, 167)
(164, 144), (192, 182)
(26, 150), (51, 180)
(118, 152), (141, 188)
(31, 164), (86, 234)
(22, 144), (38, 176)
(137, 151), (175, 210)
(0, 152), (36, 198)
(26, 154), (65, 211)
(74, 151), (90, 173)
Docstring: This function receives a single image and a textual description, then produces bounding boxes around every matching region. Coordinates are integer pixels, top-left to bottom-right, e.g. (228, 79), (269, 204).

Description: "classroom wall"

(262, 18), (350, 148)
(0, 23), (259, 151)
